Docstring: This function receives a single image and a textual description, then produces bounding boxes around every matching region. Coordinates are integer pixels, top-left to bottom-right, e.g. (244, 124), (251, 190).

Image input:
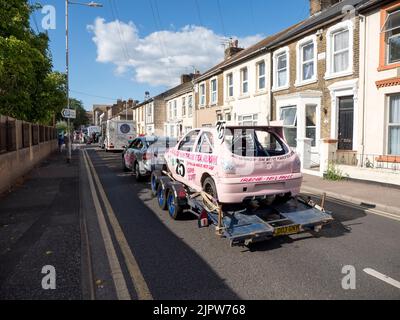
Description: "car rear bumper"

(216, 173), (303, 203)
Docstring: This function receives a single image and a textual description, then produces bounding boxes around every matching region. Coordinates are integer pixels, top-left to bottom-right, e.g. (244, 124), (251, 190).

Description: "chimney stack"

(310, 0), (341, 16)
(224, 39), (244, 60)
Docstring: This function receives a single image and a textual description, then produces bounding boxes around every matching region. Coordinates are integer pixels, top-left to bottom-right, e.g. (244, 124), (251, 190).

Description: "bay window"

(280, 106), (297, 147)
(238, 114), (258, 126)
(306, 104), (317, 147)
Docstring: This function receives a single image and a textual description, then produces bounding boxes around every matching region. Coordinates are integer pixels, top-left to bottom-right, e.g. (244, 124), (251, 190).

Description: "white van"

(105, 120), (136, 152)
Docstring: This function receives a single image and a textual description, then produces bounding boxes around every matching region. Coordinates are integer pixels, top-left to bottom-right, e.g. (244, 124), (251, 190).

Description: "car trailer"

(151, 171), (334, 247)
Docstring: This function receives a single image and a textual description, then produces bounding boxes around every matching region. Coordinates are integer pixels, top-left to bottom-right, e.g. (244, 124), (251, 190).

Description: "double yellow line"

(82, 149), (153, 300)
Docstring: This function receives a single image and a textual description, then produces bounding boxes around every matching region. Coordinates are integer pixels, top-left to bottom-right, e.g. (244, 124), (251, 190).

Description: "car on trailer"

(162, 124), (303, 205)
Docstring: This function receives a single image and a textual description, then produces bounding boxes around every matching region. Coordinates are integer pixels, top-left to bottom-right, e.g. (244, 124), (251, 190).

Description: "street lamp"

(65, 0), (103, 163)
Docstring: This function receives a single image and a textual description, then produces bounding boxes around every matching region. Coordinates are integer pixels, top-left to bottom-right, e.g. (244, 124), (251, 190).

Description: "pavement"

(301, 174), (400, 217)
(0, 149), (82, 299)
(0, 145), (399, 300)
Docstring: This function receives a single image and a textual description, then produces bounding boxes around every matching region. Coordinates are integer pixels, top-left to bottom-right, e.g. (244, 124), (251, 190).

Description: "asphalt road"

(81, 146), (400, 300)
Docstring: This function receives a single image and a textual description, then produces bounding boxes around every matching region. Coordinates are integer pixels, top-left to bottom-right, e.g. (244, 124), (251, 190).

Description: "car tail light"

(177, 189), (187, 198)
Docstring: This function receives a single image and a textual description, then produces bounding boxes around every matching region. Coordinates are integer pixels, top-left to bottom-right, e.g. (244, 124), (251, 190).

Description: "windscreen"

(224, 128), (289, 158)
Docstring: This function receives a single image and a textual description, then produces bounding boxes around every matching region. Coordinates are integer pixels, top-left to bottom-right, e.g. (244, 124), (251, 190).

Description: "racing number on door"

(176, 160), (186, 177)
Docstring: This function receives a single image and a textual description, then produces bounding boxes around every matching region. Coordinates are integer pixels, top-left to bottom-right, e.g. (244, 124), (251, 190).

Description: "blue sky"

(30, 0), (310, 110)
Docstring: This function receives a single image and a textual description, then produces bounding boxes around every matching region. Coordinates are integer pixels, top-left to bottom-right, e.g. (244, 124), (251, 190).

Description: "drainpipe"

(359, 13), (367, 167)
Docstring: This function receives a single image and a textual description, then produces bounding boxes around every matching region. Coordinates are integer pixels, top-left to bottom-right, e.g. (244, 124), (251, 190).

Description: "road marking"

(84, 149), (153, 300)
(82, 150), (131, 300)
(363, 268), (400, 289)
(301, 192), (400, 222)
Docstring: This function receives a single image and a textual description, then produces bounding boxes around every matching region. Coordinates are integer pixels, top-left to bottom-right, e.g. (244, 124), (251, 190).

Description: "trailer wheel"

(150, 171), (161, 197)
(157, 184), (168, 210)
(167, 189), (183, 220)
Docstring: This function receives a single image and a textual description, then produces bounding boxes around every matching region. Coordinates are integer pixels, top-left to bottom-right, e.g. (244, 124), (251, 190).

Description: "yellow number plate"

(274, 225), (301, 236)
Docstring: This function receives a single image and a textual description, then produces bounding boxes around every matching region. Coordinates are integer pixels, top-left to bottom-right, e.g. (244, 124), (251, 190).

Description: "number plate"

(274, 225), (301, 236)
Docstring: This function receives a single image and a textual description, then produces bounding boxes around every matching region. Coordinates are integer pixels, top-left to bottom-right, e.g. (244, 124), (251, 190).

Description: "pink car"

(164, 125), (303, 204)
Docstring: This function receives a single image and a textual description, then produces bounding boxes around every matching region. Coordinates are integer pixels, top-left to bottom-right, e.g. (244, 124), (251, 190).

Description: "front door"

(338, 96), (354, 151)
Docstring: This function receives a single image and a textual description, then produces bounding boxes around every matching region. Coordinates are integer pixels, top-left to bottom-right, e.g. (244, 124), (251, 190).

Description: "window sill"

(324, 70), (353, 80)
(272, 85), (290, 92)
(294, 79), (318, 87)
(254, 90), (267, 97)
(238, 94), (251, 100)
(377, 62), (400, 72)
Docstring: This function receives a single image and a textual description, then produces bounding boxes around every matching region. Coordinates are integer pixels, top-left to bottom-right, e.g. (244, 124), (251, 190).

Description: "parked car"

(122, 136), (177, 181)
(164, 125), (302, 204)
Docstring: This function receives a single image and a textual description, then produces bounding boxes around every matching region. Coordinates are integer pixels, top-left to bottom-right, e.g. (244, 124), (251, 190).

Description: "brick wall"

(195, 73), (224, 127)
(272, 17), (360, 140)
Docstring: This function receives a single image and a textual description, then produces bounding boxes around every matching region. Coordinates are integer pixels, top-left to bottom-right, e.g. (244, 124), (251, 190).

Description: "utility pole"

(65, 0), (103, 163)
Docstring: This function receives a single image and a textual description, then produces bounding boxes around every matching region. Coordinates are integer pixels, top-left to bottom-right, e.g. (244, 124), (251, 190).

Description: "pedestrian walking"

(58, 133), (64, 153)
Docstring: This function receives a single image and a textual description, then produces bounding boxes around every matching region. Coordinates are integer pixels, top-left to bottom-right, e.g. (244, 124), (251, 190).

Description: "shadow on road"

(88, 149), (239, 300)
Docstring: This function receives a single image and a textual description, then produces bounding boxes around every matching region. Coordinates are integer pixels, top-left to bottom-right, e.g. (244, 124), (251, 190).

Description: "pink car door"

(172, 130), (200, 189)
(192, 131), (218, 187)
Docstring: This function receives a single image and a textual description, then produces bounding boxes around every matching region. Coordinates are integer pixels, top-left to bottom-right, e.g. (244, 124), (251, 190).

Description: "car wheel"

(134, 162), (143, 182)
(166, 189), (183, 220)
(202, 177), (218, 199)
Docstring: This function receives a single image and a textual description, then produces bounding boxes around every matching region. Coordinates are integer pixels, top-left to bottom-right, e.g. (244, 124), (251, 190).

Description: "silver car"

(122, 136), (177, 181)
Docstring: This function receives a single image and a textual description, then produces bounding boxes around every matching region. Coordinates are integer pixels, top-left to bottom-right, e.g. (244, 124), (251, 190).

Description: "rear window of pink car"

(224, 128), (289, 158)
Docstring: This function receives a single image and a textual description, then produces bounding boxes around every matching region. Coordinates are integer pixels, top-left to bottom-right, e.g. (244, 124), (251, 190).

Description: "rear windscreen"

(224, 128), (289, 158)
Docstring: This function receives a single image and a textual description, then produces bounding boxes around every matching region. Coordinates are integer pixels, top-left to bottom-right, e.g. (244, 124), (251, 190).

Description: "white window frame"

(168, 102), (172, 120)
(199, 82), (206, 107)
(383, 9), (400, 65)
(238, 114), (258, 126)
(226, 73), (234, 98)
(325, 20), (354, 80)
(182, 96), (186, 117)
(272, 47), (290, 91)
(295, 35), (317, 86)
(173, 100), (177, 118)
(280, 106), (298, 147)
(146, 103), (153, 124)
(210, 77), (218, 105)
(241, 67), (249, 95)
(257, 60), (266, 91)
(188, 95), (193, 117)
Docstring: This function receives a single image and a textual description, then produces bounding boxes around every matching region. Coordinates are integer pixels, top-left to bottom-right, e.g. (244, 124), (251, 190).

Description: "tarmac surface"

(0, 146), (399, 300)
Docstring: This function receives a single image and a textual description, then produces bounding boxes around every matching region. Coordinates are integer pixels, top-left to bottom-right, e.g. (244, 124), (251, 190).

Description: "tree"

(56, 98), (89, 129)
(0, 0), (67, 124)
(70, 98), (89, 129)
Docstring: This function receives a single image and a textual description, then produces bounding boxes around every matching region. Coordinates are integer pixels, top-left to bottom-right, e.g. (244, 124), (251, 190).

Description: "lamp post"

(65, 0), (103, 163)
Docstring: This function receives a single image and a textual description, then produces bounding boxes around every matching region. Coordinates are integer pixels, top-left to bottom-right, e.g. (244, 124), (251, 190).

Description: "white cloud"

(87, 18), (263, 87)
